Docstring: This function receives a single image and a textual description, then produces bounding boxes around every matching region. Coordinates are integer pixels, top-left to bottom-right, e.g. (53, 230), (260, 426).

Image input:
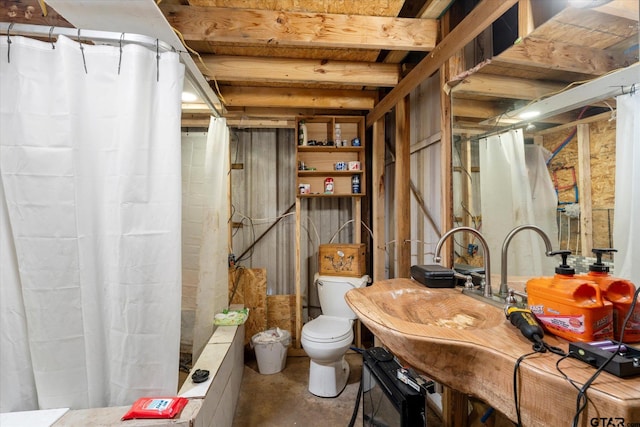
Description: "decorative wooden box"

(318, 244), (366, 277)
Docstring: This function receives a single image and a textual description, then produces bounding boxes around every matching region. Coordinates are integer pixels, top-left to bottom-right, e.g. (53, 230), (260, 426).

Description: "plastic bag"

(121, 396), (188, 420)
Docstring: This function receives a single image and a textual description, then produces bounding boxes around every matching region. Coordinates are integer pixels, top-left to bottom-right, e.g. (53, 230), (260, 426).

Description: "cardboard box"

(319, 244), (366, 277)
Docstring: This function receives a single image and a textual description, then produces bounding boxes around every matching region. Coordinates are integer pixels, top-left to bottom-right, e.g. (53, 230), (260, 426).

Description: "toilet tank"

(316, 274), (369, 319)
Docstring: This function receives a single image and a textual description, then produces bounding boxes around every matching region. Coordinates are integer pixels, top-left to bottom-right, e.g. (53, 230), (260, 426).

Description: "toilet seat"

(301, 316), (352, 343)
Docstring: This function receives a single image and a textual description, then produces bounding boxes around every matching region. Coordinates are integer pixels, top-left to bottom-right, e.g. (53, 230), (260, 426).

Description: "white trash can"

(251, 328), (291, 375)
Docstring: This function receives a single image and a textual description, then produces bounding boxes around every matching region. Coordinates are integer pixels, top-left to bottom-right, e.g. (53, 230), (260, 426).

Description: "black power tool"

(505, 307), (545, 344)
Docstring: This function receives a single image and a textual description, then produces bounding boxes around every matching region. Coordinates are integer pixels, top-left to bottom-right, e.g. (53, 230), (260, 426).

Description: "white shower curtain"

(613, 92), (640, 285)
(479, 129), (558, 279)
(187, 118), (230, 363)
(0, 35), (184, 411)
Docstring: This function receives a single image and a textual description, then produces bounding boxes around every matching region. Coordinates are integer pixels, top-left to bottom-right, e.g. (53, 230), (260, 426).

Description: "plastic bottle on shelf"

(298, 120), (308, 146)
(335, 123), (341, 146)
(351, 174), (360, 194)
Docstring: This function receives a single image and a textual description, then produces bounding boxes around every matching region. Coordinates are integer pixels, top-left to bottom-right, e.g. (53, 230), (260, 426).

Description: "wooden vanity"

(345, 278), (640, 426)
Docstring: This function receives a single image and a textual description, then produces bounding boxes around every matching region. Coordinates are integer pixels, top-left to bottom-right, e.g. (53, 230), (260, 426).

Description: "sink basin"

(367, 287), (504, 330)
(346, 279), (505, 336)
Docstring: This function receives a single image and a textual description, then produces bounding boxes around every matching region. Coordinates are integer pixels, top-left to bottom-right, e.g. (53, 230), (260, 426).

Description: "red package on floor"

(121, 397), (188, 420)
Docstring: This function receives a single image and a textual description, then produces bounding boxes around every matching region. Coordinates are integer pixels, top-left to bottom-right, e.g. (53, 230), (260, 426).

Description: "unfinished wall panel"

(542, 115), (617, 256)
(229, 267), (267, 345)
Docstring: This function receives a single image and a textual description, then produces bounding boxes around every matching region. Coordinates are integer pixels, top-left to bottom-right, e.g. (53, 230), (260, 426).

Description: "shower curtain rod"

(0, 22), (174, 53)
(1, 22), (223, 117)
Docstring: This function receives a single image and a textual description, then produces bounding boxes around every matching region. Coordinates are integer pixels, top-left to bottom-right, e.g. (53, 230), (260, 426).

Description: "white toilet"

(301, 273), (369, 397)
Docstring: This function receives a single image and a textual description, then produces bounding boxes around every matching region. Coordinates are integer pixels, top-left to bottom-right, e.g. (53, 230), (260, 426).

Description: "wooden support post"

(577, 124), (593, 256)
(439, 11), (469, 424)
(438, 16), (463, 266)
(395, 96), (411, 278)
(373, 118), (386, 282)
(227, 127), (233, 257)
(461, 138), (473, 248)
(442, 388), (469, 427)
(354, 198), (362, 245)
(294, 197), (302, 348)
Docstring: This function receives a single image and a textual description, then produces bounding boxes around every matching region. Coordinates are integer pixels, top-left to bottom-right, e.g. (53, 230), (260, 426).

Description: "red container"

(575, 249), (639, 342)
(324, 177), (334, 194)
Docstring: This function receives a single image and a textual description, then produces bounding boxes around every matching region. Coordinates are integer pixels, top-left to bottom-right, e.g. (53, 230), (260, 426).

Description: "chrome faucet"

(500, 225), (554, 297)
(434, 226), (492, 298)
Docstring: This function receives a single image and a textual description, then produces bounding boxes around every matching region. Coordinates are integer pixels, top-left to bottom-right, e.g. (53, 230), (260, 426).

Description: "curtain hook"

(77, 28), (87, 74)
(49, 26), (55, 49)
(156, 38), (160, 82)
(7, 22), (14, 64)
(118, 32), (124, 75)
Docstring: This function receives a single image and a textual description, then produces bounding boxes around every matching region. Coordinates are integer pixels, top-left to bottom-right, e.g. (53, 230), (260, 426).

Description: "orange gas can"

(527, 250), (613, 342)
(575, 249), (639, 343)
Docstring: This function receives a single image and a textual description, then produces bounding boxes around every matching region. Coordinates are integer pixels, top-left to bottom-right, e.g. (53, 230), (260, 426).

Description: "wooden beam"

(220, 86), (377, 110)
(226, 119), (295, 129)
(182, 118), (211, 127)
(181, 103), (210, 114)
(383, 0), (452, 64)
(366, 0), (519, 127)
(498, 37), (625, 76)
(199, 55), (399, 87)
(577, 123), (593, 256)
(452, 99), (503, 119)
(162, 5), (437, 51)
(224, 106), (354, 120)
(395, 96), (411, 278)
(372, 117), (386, 282)
(451, 73), (566, 100)
(417, 0), (455, 19)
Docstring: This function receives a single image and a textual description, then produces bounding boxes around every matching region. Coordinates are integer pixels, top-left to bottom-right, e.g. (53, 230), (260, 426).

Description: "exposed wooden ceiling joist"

(451, 99), (503, 119)
(224, 106), (360, 119)
(220, 86), (378, 109)
(451, 74), (567, 101)
(417, 0), (455, 19)
(161, 6), (438, 51)
(367, 0), (519, 127)
(497, 37), (627, 75)
(198, 55), (400, 87)
(181, 116), (296, 129)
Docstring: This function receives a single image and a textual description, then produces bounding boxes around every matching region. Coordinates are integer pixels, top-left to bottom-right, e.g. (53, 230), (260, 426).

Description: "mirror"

(448, 4), (639, 278)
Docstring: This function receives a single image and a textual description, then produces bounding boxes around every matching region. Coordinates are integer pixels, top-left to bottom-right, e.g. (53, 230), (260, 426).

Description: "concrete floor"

(232, 351), (443, 427)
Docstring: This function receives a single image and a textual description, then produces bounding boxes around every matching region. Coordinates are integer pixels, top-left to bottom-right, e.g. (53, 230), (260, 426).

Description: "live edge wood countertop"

(345, 278), (640, 426)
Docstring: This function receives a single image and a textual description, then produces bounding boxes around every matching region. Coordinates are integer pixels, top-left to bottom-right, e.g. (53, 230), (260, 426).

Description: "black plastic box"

(410, 264), (455, 288)
(569, 341), (640, 378)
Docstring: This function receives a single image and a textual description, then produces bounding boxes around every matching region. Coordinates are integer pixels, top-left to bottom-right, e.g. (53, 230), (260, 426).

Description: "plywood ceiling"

(1, 0), (638, 131)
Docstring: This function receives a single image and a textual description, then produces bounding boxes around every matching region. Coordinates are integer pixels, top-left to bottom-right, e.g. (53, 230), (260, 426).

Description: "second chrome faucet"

(500, 224), (554, 297)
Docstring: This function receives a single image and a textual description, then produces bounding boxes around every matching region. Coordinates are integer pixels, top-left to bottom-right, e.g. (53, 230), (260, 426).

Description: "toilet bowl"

(301, 274), (368, 397)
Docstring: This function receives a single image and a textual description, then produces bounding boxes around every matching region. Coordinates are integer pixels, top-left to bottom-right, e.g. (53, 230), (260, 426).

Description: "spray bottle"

(298, 120), (308, 146)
